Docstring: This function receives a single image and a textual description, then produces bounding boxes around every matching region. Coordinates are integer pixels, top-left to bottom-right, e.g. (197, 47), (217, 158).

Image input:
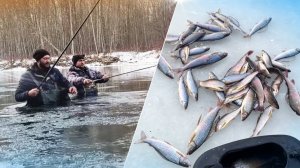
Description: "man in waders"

(15, 49), (77, 107)
(67, 54), (109, 99)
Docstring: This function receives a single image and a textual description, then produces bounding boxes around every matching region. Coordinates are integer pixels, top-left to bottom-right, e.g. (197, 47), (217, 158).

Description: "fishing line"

(38, 0), (101, 88)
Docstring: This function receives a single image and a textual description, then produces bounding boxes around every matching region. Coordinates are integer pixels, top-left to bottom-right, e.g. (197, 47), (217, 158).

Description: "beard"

(38, 62), (51, 71)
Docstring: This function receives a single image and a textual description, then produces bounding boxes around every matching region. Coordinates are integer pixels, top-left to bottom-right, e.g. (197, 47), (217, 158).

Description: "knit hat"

(33, 49), (50, 61)
(72, 54), (85, 65)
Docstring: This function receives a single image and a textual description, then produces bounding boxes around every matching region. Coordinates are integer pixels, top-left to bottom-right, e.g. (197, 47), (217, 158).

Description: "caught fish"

(135, 131), (191, 167)
(187, 103), (222, 155)
(173, 52), (228, 77)
(216, 108), (240, 131)
(179, 46), (190, 64)
(158, 56), (174, 79)
(257, 60), (270, 77)
(224, 88), (249, 105)
(198, 31), (230, 41)
(174, 30), (205, 51)
(208, 72), (226, 102)
(199, 79), (226, 92)
(165, 34), (180, 43)
(241, 89), (256, 121)
(246, 57), (259, 71)
(178, 21), (198, 43)
(189, 46), (210, 56)
(273, 48), (300, 61)
(252, 106), (273, 137)
(225, 50), (253, 76)
(271, 60), (291, 72)
(251, 77), (265, 111)
(194, 22), (229, 32)
(258, 50), (273, 68)
(222, 72), (251, 85)
(264, 84), (279, 109)
(282, 72), (300, 115)
(245, 17), (272, 37)
(186, 70), (198, 101)
(271, 74), (283, 96)
(208, 13), (230, 30)
(179, 76), (189, 109)
(226, 71), (258, 95)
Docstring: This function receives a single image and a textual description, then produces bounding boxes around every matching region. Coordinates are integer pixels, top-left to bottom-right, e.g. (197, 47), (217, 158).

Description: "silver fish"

(174, 30), (205, 51)
(257, 60), (270, 77)
(241, 89), (255, 121)
(226, 71), (258, 95)
(199, 79), (226, 92)
(195, 22), (229, 32)
(136, 131), (191, 167)
(251, 77), (264, 111)
(178, 46), (190, 64)
(187, 105), (222, 155)
(271, 74), (283, 96)
(224, 88), (249, 105)
(178, 21), (197, 43)
(258, 50), (273, 68)
(264, 84), (279, 109)
(252, 106), (273, 137)
(225, 50), (253, 76)
(245, 17), (272, 37)
(216, 108), (240, 131)
(179, 76), (189, 109)
(271, 60), (291, 72)
(158, 56), (174, 79)
(173, 52), (228, 77)
(282, 72), (300, 115)
(222, 72), (251, 85)
(186, 70), (198, 101)
(189, 46), (210, 56)
(198, 31), (230, 41)
(208, 14), (230, 30)
(273, 48), (300, 61)
(208, 72), (226, 102)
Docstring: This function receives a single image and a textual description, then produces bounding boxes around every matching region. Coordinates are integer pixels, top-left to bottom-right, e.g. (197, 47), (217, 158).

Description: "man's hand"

(28, 88), (40, 97)
(69, 86), (77, 94)
(101, 74), (109, 82)
(83, 79), (93, 85)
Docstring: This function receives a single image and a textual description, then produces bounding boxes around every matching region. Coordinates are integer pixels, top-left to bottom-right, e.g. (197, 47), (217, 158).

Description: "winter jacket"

(67, 66), (108, 97)
(15, 63), (72, 107)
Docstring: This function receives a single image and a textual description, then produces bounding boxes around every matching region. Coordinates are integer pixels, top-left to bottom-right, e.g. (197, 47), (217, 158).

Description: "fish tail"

(172, 68), (184, 78)
(134, 130), (147, 144)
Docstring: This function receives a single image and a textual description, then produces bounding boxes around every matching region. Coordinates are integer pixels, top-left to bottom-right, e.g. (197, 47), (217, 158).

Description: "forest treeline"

(0, 0), (176, 60)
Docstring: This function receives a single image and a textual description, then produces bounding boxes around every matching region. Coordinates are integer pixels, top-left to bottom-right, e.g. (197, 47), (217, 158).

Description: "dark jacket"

(67, 66), (108, 97)
(15, 63), (72, 107)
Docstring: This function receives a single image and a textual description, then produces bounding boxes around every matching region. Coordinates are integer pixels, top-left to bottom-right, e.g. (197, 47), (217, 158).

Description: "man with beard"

(67, 54), (109, 98)
(15, 49), (77, 107)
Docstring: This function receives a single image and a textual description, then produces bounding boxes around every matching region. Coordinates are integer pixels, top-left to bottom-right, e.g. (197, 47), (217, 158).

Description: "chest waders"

(30, 73), (69, 105)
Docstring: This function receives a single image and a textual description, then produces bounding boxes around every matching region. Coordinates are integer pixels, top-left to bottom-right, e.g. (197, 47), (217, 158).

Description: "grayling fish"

(189, 46), (210, 56)
(245, 17), (272, 37)
(241, 89), (255, 121)
(225, 50), (253, 76)
(226, 71), (258, 95)
(282, 72), (300, 115)
(273, 48), (300, 61)
(198, 31), (230, 41)
(136, 131), (191, 167)
(186, 70), (198, 101)
(173, 52), (228, 77)
(271, 74), (283, 96)
(216, 108), (240, 131)
(252, 106), (273, 137)
(179, 76), (189, 109)
(271, 60), (291, 72)
(251, 77), (265, 111)
(199, 79), (226, 92)
(174, 30), (206, 51)
(264, 84), (279, 109)
(222, 72), (251, 85)
(187, 104), (222, 155)
(195, 22), (229, 32)
(158, 56), (174, 79)
(208, 72), (226, 102)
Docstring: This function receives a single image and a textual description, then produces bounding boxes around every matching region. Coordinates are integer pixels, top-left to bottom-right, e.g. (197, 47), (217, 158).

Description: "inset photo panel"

(125, 0), (300, 167)
(0, 0), (175, 167)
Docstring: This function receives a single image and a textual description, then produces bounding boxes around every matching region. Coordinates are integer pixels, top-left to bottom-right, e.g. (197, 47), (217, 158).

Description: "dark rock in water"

(98, 55), (120, 65)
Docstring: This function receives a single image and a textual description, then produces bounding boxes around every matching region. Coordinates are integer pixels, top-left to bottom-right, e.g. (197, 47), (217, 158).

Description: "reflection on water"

(0, 64), (155, 168)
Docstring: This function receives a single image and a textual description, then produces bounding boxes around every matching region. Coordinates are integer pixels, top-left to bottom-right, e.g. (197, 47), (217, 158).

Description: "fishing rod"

(38, 0), (101, 88)
(93, 65), (157, 83)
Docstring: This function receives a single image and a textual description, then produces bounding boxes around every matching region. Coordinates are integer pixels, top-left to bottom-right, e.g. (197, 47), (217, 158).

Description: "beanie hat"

(33, 49), (50, 61)
(72, 54), (85, 65)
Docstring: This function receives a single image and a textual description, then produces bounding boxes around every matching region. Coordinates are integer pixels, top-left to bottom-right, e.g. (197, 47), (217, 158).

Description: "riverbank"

(0, 50), (160, 70)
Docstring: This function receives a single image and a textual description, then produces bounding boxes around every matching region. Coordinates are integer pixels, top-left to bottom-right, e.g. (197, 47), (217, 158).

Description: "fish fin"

(197, 114), (202, 125)
(134, 130), (147, 144)
(188, 132), (196, 144)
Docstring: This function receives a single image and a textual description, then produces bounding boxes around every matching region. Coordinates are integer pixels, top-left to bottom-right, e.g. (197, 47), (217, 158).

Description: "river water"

(0, 64), (155, 168)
